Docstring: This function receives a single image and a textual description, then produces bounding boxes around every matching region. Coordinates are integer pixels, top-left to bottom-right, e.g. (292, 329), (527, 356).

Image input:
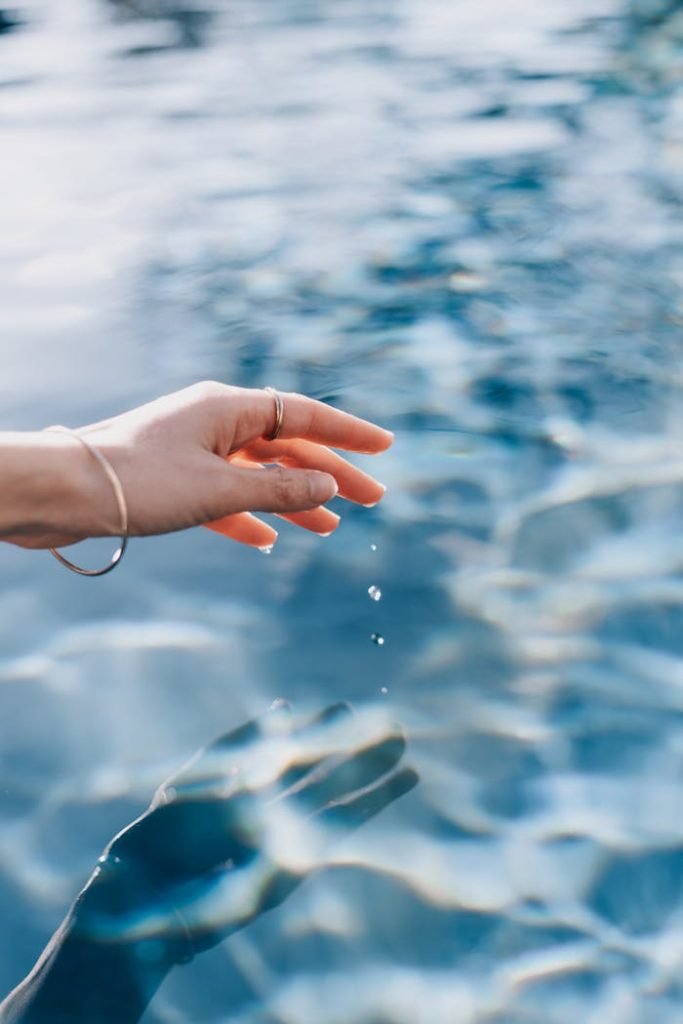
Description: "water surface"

(1, 0), (683, 1020)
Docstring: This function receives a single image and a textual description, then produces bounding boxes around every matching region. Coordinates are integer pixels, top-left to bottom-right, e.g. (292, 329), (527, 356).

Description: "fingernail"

(362, 484), (387, 508)
(258, 531), (278, 553)
(309, 472), (338, 504)
(318, 512), (341, 536)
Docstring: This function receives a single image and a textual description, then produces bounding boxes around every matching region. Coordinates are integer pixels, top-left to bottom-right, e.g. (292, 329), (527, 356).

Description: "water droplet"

(370, 543), (377, 551)
(371, 633), (385, 646)
(269, 697), (292, 712)
(380, 686), (388, 694)
(368, 585), (382, 602)
(99, 852), (122, 867)
(259, 545), (274, 555)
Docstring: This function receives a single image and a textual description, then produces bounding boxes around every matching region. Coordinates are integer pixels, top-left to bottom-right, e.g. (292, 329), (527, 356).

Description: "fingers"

(289, 732), (407, 814)
(158, 701), (413, 828)
(163, 701), (353, 811)
(160, 702), (294, 799)
(219, 462), (338, 515)
(225, 456), (341, 536)
(238, 438), (387, 507)
(277, 702), (354, 792)
(275, 506), (340, 536)
(130, 703), (416, 893)
(179, 698), (337, 789)
(271, 707), (414, 828)
(203, 511), (278, 548)
(204, 700), (294, 760)
(316, 766), (419, 831)
(228, 387), (394, 454)
(175, 702), (354, 802)
(202, 394), (389, 543)
(219, 442), (379, 538)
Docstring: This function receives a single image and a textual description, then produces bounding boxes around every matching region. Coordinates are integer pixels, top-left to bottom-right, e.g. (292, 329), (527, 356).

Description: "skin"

(0, 382), (393, 553)
(0, 703), (418, 1024)
(0, 384), (408, 1020)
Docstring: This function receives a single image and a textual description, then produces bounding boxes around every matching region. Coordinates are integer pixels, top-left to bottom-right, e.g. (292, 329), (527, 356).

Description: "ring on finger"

(263, 387), (285, 441)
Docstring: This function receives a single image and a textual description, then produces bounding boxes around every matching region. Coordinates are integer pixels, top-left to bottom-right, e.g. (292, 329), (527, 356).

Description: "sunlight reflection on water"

(1, 0), (683, 1020)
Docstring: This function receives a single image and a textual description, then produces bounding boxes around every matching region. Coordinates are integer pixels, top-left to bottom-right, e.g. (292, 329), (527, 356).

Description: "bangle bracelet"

(44, 426), (129, 577)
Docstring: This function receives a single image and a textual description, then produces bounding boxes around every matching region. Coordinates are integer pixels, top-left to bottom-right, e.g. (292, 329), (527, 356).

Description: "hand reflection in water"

(0, 701), (417, 1024)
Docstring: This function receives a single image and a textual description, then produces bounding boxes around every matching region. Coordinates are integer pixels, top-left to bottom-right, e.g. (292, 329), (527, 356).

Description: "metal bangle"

(44, 426), (128, 577)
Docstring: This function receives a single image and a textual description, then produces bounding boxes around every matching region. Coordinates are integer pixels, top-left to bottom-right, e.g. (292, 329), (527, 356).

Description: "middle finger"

(237, 439), (386, 508)
(227, 455), (341, 535)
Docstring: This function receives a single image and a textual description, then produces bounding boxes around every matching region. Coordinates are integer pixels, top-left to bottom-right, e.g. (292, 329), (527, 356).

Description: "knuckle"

(189, 380), (227, 404)
(270, 466), (303, 507)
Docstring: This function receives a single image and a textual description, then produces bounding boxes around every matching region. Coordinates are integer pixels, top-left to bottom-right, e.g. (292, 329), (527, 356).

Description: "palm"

(78, 703), (417, 959)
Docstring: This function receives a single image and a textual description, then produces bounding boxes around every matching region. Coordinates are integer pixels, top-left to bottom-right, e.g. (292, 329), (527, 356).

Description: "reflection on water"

(1, 0), (683, 1020)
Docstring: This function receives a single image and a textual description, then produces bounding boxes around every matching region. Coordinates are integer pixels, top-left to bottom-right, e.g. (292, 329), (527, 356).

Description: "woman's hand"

(78, 701), (417, 957)
(1, 382), (393, 551)
(0, 704), (417, 1024)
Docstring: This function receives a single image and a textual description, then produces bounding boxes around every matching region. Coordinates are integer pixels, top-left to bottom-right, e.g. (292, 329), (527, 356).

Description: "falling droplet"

(370, 543), (377, 551)
(371, 632), (385, 646)
(380, 686), (388, 695)
(368, 584), (382, 602)
(269, 697), (291, 712)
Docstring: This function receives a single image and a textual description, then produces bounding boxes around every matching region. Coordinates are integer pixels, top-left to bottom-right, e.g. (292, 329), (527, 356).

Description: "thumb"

(220, 463), (338, 514)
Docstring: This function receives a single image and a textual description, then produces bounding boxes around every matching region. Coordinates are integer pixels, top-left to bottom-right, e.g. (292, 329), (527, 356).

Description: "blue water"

(1, 0), (683, 1020)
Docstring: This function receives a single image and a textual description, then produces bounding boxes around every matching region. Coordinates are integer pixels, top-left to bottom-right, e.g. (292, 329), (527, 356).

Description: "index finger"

(232, 387), (394, 453)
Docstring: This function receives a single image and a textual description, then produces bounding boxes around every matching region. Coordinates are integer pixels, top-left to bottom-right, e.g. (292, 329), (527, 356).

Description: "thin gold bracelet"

(44, 426), (128, 577)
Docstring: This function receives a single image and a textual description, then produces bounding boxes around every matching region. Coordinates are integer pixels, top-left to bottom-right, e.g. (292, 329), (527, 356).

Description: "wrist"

(0, 431), (118, 545)
(0, 869), (173, 1024)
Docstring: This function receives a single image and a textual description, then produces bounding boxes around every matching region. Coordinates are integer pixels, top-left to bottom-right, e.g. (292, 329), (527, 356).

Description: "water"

(0, 0), (682, 1020)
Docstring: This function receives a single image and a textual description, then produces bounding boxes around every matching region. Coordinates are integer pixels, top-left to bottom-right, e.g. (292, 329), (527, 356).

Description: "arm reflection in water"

(0, 701), (417, 1024)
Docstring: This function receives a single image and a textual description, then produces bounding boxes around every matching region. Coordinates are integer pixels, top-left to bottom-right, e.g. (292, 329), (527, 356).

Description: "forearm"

(0, 906), (171, 1024)
(0, 431), (111, 546)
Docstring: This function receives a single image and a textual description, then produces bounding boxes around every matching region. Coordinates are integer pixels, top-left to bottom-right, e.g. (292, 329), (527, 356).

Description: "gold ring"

(264, 387), (284, 441)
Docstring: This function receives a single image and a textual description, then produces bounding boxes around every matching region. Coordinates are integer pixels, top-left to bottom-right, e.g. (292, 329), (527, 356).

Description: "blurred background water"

(1, 0), (683, 1020)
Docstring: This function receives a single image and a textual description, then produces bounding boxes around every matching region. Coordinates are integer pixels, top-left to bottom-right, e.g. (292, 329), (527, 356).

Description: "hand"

(7, 382), (392, 551)
(74, 702), (417, 958)
(0, 704), (417, 1024)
